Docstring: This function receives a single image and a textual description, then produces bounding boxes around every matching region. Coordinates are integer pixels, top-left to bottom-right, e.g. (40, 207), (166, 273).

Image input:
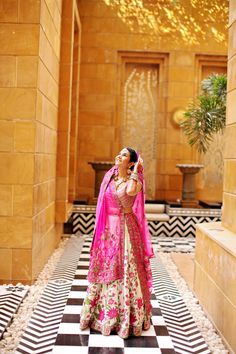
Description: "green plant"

(181, 73), (227, 153)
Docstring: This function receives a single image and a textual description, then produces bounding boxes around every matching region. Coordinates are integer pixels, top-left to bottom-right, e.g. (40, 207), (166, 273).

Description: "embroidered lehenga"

(80, 167), (154, 339)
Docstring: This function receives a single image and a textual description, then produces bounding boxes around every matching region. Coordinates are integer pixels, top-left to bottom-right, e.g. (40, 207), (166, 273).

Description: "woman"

(80, 147), (154, 339)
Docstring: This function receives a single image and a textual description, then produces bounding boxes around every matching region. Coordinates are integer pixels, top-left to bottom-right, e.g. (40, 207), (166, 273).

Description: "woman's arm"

(126, 157), (143, 196)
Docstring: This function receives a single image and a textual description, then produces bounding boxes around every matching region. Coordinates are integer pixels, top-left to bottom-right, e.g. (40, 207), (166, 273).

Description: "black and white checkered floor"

(1, 235), (211, 354)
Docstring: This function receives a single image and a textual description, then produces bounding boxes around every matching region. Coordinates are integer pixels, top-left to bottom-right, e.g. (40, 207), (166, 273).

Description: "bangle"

(130, 173), (138, 181)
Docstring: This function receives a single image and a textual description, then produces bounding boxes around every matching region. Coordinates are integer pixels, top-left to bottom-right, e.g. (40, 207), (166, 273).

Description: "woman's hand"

(133, 156), (143, 173)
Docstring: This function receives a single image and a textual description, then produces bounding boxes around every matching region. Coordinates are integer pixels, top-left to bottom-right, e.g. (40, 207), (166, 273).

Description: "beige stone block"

(36, 91), (58, 129)
(79, 111), (113, 126)
(44, 126), (57, 154)
(81, 47), (117, 64)
(40, 0), (60, 58)
(0, 121), (14, 152)
(194, 261), (236, 353)
(56, 0), (62, 14)
(79, 140), (111, 160)
(228, 21), (236, 59)
(165, 144), (183, 159)
(32, 241), (43, 279)
(38, 60), (59, 107)
(19, 0), (40, 23)
(226, 89), (236, 125)
(35, 154), (44, 184)
(33, 182), (48, 214)
(164, 129), (182, 144)
(195, 225), (236, 307)
(0, 216), (32, 248)
(12, 249), (32, 281)
(79, 94), (115, 111)
(0, 56), (16, 86)
(14, 121), (35, 152)
(78, 171), (94, 188)
(224, 125), (236, 159)
(32, 213), (43, 247)
(228, 54), (236, 92)
(168, 66), (194, 82)
(169, 175), (182, 191)
(0, 153), (34, 184)
(0, 185), (13, 216)
(156, 175), (169, 190)
(165, 190), (181, 200)
(168, 82), (194, 98)
(0, 24), (39, 55)
(229, 1), (236, 26)
(47, 154), (56, 179)
(35, 154), (56, 183)
(167, 97), (191, 113)
(80, 64), (116, 81)
(222, 193), (236, 233)
(17, 56), (38, 87)
(79, 126), (115, 141)
(0, 88), (36, 120)
(13, 185), (33, 217)
(39, 28), (60, 83)
(35, 122), (45, 153)
(55, 200), (67, 223)
(224, 159), (236, 194)
(80, 78), (115, 95)
(45, 0), (61, 34)
(171, 51), (194, 66)
(45, 203), (55, 232)
(196, 186), (223, 203)
(48, 179), (56, 204)
(0, 249), (12, 280)
(0, 0), (18, 22)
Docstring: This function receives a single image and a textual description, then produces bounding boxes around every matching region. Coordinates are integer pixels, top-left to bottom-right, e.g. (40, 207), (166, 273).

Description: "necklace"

(114, 175), (129, 189)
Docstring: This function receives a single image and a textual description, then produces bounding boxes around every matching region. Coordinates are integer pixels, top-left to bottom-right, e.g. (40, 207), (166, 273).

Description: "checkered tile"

(52, 237), (175, 353)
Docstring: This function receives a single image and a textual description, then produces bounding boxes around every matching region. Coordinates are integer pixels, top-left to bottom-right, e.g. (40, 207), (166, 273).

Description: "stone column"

(0, 0), (63, 284)
(194, 2), (236, 352)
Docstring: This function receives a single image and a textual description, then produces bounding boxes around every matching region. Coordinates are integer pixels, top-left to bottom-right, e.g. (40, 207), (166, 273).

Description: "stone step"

(145, 204), (165, 214)
(146, 213), (170, 222)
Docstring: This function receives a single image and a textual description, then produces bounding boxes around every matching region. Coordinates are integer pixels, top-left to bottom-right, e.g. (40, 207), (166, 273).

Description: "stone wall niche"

(117, 52), (169, 200)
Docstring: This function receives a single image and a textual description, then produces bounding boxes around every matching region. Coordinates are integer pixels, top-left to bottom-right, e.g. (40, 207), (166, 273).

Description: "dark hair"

(126, 147), (138, 170)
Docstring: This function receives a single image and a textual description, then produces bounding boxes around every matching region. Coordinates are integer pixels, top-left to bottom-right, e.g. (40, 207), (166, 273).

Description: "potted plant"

(181, 73), (227, 154)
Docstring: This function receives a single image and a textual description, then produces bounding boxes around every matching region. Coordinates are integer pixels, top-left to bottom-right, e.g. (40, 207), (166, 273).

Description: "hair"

(126, 147), (138, 170)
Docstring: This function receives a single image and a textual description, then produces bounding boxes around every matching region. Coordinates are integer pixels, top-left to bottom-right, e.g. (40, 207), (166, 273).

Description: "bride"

(80, 147), (154, 339)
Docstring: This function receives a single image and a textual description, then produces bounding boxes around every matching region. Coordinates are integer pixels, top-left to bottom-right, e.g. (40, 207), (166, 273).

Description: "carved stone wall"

(122, 64), (158, 199)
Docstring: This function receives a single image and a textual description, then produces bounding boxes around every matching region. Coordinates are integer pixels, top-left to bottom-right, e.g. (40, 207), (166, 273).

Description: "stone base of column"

(194, 222), (236, 353)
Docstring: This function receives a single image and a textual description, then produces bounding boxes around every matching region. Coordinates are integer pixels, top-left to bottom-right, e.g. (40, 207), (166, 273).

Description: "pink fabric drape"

(88, 165), (154, 289)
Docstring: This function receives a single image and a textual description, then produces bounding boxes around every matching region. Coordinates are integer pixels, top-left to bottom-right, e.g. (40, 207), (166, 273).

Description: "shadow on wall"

(102, 0), (228, 46)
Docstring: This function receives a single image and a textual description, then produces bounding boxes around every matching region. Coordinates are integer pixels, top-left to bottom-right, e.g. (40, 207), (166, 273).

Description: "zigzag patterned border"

(72, 212), (221, 237)
(0, 288), (28, 339)
(151, 256), (211, 354)
(16, 236), (84, 354)
(149, 216), (221, 237)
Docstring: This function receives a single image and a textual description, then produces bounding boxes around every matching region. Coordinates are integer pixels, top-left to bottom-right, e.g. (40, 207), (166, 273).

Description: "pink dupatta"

(88, 165), (154, 286)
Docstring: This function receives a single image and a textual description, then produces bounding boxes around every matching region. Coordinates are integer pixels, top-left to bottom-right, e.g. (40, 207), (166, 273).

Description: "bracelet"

(130, 173), (138, 181)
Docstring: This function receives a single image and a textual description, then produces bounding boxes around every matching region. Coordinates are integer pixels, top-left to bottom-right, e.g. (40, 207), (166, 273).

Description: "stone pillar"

(176, 164), (203, 207)
(194, 2), (236, 352)
(0, 0), (62, 284)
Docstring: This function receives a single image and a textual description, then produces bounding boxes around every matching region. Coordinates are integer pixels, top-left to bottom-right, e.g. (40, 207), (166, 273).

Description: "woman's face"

(115, 148), (133, 169)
